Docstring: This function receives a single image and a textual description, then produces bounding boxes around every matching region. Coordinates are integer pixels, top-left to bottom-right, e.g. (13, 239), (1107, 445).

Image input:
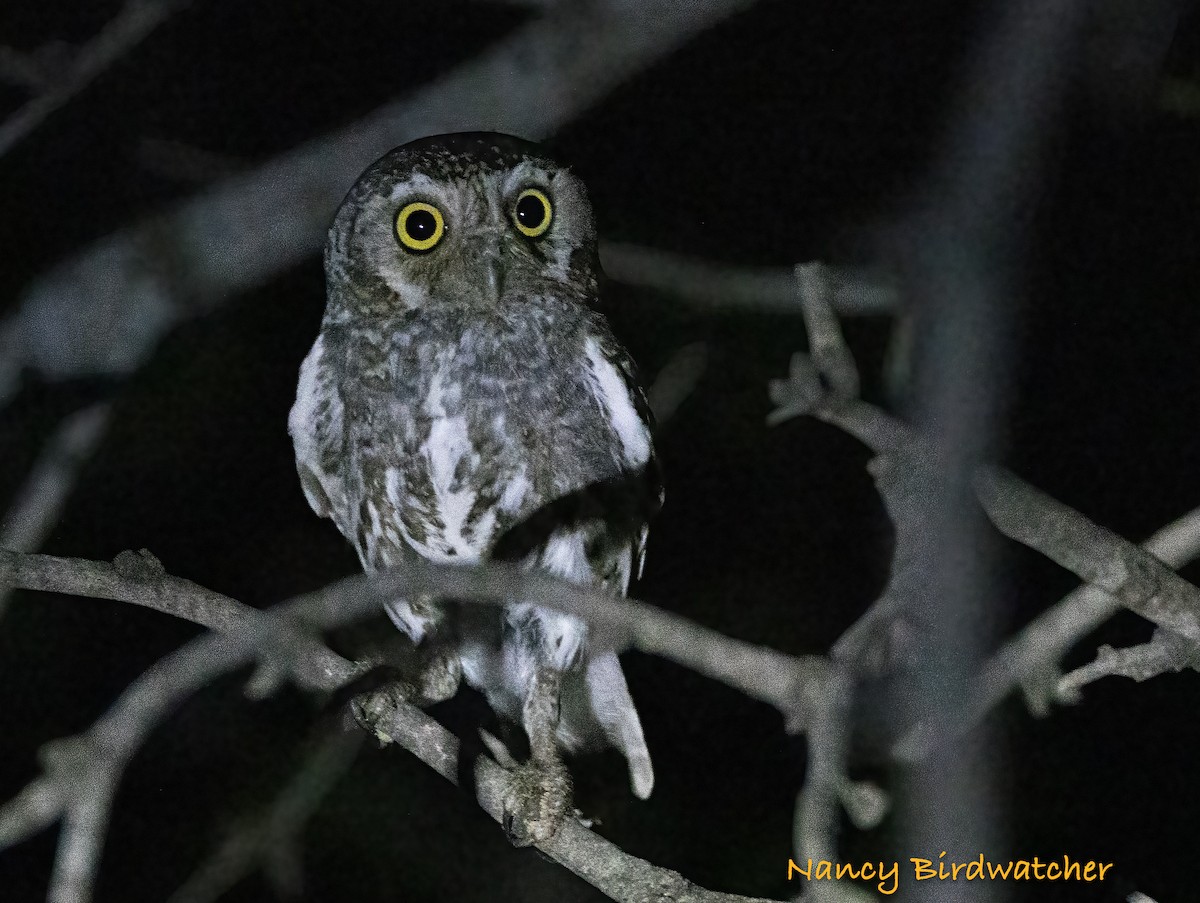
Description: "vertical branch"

(889, 1), (1092, 894)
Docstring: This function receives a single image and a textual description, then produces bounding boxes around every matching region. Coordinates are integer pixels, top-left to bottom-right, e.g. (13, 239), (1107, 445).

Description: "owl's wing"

(587, 332), (663, 586)
(289, 334), (350, 528)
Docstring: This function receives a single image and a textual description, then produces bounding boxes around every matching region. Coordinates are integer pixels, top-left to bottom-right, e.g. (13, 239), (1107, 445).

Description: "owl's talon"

(501, 758), (572, 847)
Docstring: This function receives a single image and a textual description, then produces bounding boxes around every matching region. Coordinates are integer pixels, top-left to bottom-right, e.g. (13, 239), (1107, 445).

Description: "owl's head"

(325, 132), (599, 318)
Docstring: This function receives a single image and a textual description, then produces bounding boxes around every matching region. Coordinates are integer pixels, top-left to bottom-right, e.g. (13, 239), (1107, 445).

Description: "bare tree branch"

(0, 549), (354, 690)
(793, 263), (860, 403)
(974, 467), (1200, 642)
(168, 729), (364, 903)
(601, 242), (898, 317)
(0, 548), (824, 902)
(1057, 630), (1200, 699)
(0, 402), (111, 619)
(0, 0), (192, 160)
(792, 670), (871, 903)
(896, 502), (1200, 759)
(292, 559), (831, 729)
(0, 403), (110, 553)
(772, 349), (1200, 764)
(766, 260), (1200, 855)
(779, 268), (899, 902)
(0, 0), (757, 403)
(1, 548), (827, 726)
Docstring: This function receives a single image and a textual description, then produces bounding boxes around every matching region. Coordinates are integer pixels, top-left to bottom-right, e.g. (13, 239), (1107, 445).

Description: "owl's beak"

(484, 253), (505, 304)
(465, 231), (507, 304)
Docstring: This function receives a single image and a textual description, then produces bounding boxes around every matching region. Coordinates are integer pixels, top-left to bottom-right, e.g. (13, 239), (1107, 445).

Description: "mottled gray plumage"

(289, 133), (660, 807)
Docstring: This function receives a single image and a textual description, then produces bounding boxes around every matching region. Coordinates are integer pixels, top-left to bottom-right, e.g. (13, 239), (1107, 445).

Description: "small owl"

(289, 133), (660, 840)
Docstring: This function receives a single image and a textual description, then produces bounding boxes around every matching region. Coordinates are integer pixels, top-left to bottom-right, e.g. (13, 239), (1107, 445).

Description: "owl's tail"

(580, 651), (655, 799)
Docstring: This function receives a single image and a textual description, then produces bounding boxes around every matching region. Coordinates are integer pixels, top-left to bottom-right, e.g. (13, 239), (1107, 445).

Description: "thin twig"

(793, 263), (860, 402)
(1057, 632), (1200, 699)
(646, 342), (708, 426)
(0, 402), (112, 619)
(0, 0), (192, 159)
(168, 728), (364, 903)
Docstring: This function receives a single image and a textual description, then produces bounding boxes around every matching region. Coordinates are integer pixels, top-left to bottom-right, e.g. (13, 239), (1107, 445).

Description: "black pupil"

(516, 194), (547, 229)
(407, 209), (436, 239)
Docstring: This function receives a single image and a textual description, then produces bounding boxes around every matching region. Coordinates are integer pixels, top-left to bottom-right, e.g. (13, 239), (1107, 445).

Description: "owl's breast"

(355, 301), (651, 566)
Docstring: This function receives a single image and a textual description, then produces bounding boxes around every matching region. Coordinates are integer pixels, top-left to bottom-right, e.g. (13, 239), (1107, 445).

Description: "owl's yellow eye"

(395, 202), (445, 252)
(512, 188), (553, 238)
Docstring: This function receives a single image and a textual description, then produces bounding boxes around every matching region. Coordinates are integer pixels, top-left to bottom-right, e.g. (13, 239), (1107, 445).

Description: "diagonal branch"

(1057, 630), (1200, 700)
(167, 728), (364, 903)
(974, 467), (1200, 642)
(1, 548), (807, 903)
(895, 502), (1200, 759)
(1, 0), (757, 403)
(0, 0), (192, 160)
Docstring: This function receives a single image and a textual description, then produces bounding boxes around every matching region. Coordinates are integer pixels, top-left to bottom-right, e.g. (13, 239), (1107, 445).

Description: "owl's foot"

(348, 672), (411, 744)
(501, 757), (573, 847)
(501, 664), (571, 846)
(414, 647), (461, 705)
(340, 651), (460, 743)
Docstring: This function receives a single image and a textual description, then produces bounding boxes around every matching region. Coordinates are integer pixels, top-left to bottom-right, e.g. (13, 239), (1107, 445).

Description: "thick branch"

(975, 467), (1200, 642)
(1, 549), (810, 903)
(361, 693), (778, 903)
(895, 503), (1200, 759)
(0, 549), (352, 690)
(600, 243), (897, 317)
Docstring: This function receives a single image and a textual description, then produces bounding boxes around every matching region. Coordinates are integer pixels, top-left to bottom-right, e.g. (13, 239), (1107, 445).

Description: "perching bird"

(289, 132), (660, 843)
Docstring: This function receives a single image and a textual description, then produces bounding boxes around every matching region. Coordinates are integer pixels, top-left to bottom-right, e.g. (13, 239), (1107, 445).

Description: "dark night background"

(2, 1), (1199, 901)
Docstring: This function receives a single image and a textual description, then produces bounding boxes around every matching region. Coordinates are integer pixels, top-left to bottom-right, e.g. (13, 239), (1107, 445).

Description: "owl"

(288, 132), (661, 843)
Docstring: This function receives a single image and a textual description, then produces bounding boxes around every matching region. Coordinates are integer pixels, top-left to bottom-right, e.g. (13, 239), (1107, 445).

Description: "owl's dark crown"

(352, 132), (565, 195)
